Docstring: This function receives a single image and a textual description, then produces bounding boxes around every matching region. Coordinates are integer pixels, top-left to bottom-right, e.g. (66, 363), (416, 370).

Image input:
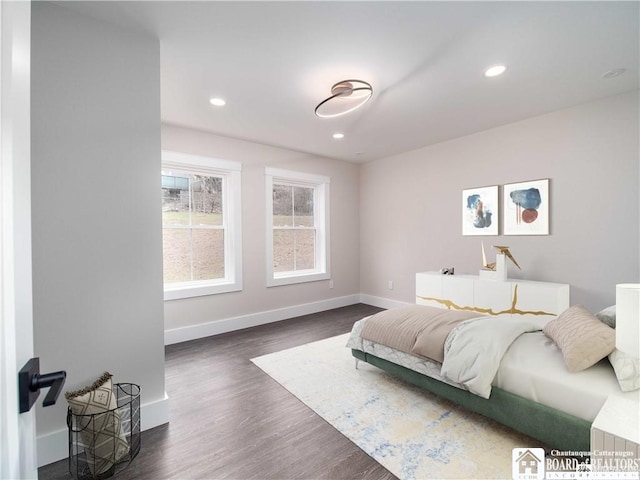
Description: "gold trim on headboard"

(417, 285), (556, 317)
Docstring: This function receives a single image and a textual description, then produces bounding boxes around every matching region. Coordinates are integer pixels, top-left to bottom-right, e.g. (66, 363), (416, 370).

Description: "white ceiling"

(58, 1), (639, 163)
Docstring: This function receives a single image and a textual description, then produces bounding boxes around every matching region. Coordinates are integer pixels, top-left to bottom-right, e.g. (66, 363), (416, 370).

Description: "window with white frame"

(162, 151), (242, 300)
(265, 168), (330, 287)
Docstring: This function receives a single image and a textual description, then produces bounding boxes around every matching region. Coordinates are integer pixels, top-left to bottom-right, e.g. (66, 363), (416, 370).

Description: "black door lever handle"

(31, 371), (67, 407)
(19, 358), (67, 413)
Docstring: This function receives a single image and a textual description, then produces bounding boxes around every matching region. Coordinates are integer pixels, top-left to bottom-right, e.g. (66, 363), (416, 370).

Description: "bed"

(347, 277), (636, 452)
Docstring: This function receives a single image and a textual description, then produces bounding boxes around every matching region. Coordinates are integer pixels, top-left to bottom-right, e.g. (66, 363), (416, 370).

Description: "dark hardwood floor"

(38, 303), (396, 480)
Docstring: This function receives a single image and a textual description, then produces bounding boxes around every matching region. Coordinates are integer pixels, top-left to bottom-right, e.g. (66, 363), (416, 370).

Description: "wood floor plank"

(38, 303), (395, 480)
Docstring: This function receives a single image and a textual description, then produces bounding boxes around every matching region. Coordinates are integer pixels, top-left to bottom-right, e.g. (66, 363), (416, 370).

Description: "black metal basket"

(67, 383), (141, 479)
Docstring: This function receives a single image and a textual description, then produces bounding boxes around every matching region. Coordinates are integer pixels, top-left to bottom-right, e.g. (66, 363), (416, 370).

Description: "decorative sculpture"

(480, 243), (520, 281)
(492, 245), (521, 270)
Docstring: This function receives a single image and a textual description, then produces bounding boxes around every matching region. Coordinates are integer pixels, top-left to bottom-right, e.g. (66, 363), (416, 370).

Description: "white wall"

(31, 2), (166, 464)
(360, 91), (640, 312)
(162, 125), (361, 340)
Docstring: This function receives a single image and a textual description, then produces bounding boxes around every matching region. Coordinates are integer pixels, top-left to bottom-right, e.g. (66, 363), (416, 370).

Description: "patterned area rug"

(251, 333), (535, 480)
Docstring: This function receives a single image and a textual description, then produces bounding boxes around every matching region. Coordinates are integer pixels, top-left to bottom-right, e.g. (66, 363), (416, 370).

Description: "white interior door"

(0, 1), (37, 479)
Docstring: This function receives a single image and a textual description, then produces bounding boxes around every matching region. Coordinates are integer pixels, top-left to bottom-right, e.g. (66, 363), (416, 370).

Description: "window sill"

(267, 271), (330, 287)
(164, 281), (242, 300)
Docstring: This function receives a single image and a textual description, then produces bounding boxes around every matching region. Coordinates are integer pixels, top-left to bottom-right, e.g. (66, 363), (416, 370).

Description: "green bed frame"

(352, 348), (591, 452)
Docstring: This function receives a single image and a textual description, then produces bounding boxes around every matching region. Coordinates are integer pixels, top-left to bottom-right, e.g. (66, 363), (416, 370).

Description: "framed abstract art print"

(462, 185), (498, 236)
(503, 179), (549, 235)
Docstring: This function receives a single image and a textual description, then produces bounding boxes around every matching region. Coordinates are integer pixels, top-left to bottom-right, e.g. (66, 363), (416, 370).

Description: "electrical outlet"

(388, 280), (394, 290)
(329, 280), (334, 289)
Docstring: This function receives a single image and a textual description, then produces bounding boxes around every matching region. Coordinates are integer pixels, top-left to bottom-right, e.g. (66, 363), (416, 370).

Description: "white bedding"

(441, 315), (547, 399)
(347, 316), (635, 422)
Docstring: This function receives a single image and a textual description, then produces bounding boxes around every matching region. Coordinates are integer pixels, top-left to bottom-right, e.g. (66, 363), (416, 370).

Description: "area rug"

(251, 333), (536, 480)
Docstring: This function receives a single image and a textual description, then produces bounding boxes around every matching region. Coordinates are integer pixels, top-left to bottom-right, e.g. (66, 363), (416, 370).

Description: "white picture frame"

(462, 185), (499, 236)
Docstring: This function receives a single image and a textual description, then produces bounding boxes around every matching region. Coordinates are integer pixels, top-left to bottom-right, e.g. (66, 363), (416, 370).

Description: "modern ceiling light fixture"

(315, 79), (373, 118)
(332, 133), (345, 139)
(484, 65), (507, 78)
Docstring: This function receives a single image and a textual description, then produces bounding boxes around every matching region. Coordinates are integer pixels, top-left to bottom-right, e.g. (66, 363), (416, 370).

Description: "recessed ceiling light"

(484, 65), (507, 78)
(209, 97), (226, 106)
(332, 133), (345, 140)
(602, 68), (626, 79)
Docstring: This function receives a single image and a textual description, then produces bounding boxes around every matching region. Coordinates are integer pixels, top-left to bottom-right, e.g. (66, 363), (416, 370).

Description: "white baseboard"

(141, 392), (170, 431)
(359, 294), (411, 310)
(165, 294), (362, 345)
(37, 392), (170, 468)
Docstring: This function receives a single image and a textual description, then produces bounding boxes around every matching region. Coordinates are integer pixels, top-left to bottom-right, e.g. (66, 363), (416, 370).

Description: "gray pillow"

(595, 305), (616, 328)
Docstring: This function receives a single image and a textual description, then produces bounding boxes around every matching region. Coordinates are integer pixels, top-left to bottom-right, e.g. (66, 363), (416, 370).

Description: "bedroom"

(2, 1), (638, 479)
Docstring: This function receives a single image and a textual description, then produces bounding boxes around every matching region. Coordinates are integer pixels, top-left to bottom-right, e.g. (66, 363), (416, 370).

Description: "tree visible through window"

(162, 171), (224, 283)
(161, 151), (242, 299)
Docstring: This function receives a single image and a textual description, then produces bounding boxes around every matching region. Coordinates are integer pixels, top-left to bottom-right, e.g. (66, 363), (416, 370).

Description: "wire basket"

(67, 383), (141, 479)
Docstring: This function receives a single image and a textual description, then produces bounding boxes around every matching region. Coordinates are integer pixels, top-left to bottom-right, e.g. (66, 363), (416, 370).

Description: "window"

(265, 168), (330, 286)
(162, 151), (242, 299)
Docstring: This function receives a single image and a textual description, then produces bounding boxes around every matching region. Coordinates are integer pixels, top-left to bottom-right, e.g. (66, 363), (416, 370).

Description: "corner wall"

(162, 125), (361, 342)
(360, 91), (640, 312)
(31, 3), (167, 465)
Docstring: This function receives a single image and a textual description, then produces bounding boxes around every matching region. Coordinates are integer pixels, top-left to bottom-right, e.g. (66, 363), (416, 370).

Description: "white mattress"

(348, 317), (636, 422)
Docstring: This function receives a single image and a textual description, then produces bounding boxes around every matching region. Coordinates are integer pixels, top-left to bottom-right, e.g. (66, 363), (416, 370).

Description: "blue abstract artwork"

(503, 179), (549, 235)
(466, 194), (493, 228)
(462, 186), (498, 236)
(510, 188), (541, 224)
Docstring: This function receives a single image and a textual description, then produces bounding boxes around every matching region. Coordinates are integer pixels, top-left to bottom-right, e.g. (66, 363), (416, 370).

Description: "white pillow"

(608, 349), (640, 392)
